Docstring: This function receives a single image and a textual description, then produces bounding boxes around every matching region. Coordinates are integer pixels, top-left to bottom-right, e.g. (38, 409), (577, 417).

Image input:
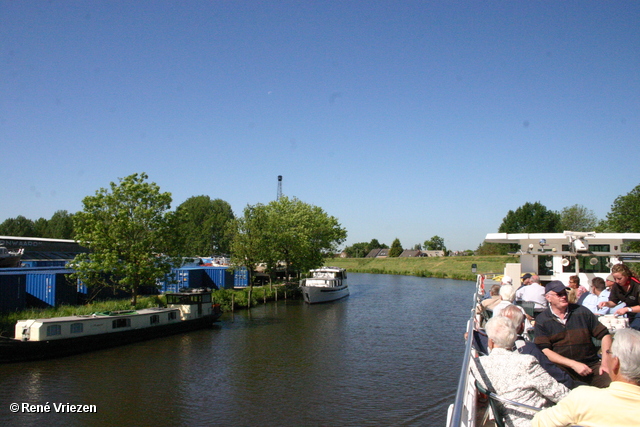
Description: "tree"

(45, 210), (75, 239)
(499, 202), (562, 234)
(173, 196), (235, 256)
(604, 184), (640, 251)
(71, 173), (175, 306)
(344, 242), (369, 258)
(33, 217), (49, 237)
(231, 196), (347, 279)
(0, 215), (36, 236)
(389, 238), (403, 257)
(424, 235), (446, 251)
(559, 204), (598, 232)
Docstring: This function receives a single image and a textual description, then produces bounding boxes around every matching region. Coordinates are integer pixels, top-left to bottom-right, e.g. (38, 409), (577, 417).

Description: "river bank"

(325, 255), (517, 281)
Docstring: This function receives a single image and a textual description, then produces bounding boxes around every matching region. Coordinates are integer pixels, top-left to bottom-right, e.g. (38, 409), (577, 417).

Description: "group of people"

(471, 263), (640, 426)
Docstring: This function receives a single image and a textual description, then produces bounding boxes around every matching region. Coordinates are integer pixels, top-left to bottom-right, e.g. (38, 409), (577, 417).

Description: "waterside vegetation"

(325, 255), (518, 281)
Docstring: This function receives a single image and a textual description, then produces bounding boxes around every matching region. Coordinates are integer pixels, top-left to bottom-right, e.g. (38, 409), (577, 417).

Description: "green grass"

(324, 255), (517, 281)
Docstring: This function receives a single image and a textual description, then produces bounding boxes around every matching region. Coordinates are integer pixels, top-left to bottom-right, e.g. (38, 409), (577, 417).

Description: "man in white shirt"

(516, 274), (547, 312)
(580, 277), (610, 314)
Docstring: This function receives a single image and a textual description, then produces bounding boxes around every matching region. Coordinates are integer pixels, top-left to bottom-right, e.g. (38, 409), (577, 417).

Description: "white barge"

(0, 289), (221, 363)
(300, 267), (349, 304)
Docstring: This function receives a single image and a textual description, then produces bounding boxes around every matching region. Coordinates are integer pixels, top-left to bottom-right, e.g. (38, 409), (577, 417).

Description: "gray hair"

(611, 328), (640, 383)
(485, 316), (517, 349)
(499, 284), (514, 302)
(500, 304), (524, 330)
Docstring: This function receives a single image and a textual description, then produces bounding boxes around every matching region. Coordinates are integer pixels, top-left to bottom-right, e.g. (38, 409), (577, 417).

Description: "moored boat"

(0, 289), (221, 363)
(446, 231), (640, 427)
(300, 266), (349, 304)
(0, 246), (24, 268)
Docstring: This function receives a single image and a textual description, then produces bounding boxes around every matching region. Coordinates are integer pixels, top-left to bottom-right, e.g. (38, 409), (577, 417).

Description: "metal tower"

(277, 175), (283, 200)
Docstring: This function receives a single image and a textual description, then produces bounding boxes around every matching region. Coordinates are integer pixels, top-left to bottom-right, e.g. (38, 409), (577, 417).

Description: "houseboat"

(300, 267), (349, 304)
(0, 289), (221, 363)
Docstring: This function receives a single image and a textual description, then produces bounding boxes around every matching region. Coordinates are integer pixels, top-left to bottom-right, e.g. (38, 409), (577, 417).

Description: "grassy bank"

(324, 255), (517, 281)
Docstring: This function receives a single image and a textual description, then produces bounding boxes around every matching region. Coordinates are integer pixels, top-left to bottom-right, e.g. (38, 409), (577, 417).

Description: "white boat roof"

(485, 231), (640, 244)
(22, 307), (174, 324)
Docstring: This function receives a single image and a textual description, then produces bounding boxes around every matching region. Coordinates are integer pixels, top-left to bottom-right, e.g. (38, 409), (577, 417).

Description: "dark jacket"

(534, 303), (609, 366)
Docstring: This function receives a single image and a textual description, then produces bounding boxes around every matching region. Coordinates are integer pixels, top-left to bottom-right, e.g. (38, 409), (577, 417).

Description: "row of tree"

(477, 185), (640, 254)
(2, 173), (347, 305)
(343, 234), (448, 258)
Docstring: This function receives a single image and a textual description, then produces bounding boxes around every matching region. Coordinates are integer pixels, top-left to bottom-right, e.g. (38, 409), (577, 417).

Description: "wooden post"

(231, 293), (235, 312)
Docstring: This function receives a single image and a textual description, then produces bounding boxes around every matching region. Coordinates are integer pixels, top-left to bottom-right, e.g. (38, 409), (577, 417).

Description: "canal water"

(0, 273), (474, 427)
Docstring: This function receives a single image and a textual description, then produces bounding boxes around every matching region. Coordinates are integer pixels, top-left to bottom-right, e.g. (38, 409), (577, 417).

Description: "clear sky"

(2, 1), (639, 251)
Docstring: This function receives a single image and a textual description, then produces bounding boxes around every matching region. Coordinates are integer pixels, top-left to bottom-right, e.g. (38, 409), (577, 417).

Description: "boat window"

(70, 323), (84, 334)
(589, 244), (610, 252)
(112, 318), (131, 329)
(150, 315), (160, 325)
(46, 325), (62, 336)
(168, 311), (177, 320)
(537, 256), (554, 276)
(579, 256), (610, 273)
(562, 258), (576, 273)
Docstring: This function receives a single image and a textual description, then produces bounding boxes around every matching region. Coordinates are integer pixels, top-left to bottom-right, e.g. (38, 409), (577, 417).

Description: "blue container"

(234, 267), (250, 288)
(202, 267), (233, 290)
(26, 270), (78, 308)
(158, 267), (205, 293)
(0, 273), (27, 312)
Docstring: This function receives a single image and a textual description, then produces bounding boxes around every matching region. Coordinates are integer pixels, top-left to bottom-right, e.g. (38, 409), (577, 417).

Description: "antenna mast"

(277, 175), (283, 200)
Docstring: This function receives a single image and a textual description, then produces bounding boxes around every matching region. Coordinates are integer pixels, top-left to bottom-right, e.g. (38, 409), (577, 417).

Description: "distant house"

(420, 250), (445, 257)
(377, 249), (389, 258)
(365, 249), (381, 258)
(399, 250), (421, 257)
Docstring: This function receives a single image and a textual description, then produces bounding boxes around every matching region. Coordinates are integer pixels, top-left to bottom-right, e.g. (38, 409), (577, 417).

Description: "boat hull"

(0, 255), (22, 268)
(301, 284), (349, 304)
(0, 312), (221, 363)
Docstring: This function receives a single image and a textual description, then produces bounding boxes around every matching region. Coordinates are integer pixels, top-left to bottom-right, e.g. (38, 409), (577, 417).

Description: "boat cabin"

(485, 231), (640, 285)
(304, 267), (347, 287)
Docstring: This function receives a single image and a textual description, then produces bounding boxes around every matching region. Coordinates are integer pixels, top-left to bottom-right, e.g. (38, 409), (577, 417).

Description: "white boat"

(0, 246), (24, 268)
(0, 289), (221, 363)
(300, 267), (349, 304)
(446, 231), (640, 427)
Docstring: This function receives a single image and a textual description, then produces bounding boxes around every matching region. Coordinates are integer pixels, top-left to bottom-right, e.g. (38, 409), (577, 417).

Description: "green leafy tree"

(262, 196), (347, 278)
(499, 202), (562, 233)
(559, 204), (598, 232)
(0, 215), (36, 236)
(173, 196), (235, 256)
(71, 173), (175, 306)
(370, 238), (388, 249)
(344, 242), (369, 258)
(389, 238), (403, 257)
(33, 217), (48, 237)
(231, 196), (347, 279)
(45, 210), (75, 239)
(604, 184), (640, 251)
(424, 235), (446, 251)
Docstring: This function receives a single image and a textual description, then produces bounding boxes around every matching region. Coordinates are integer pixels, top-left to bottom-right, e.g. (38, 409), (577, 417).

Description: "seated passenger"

(598, 263), (640, 330)
(471, 316), (569, 427)
(476, 284), (501, 314)
(532, 328), (640, 427)
(516, 274), (547, 313)
(580, 277), (610, 314)
(535, 281), (612, 388)
(501, 305), (578, 390)
(567, 275), (588, 304)
(492, 285), (516, 318)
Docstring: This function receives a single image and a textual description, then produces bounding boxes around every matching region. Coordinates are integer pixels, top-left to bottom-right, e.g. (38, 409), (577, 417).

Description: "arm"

(614, 304), (638, 317)
(598, 334), (613, 375)
(541, 348), (592, 376)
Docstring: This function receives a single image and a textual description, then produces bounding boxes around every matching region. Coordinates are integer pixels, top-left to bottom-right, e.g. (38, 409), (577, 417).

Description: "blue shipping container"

(202, 267), (234, 290)
(26, 270), (78, 308)
(234, 267), (250, 288)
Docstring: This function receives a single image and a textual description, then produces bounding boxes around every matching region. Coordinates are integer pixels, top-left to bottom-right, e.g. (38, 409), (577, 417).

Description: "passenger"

(580, 277), (609, 314)
(514, 273), (532, 300)
(492, 285), (515, 318)
(500, 305), (577, 390)
(531, 328), (640, 427)
(471, 316), (569, 427)
(598, 263), (640, 330)
(534, 281), (612, 388)
(567, 275), (587, 303)
(501, 275), (513, 286)
(476, 284), (501, 314)
(515, 274), (547, 313)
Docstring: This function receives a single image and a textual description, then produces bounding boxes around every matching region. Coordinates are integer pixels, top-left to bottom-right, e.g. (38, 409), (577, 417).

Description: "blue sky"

(2, 1), (639, 251)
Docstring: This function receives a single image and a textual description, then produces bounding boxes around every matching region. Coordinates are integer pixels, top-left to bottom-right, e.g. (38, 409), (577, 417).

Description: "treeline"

(477, 184), (640, 255)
